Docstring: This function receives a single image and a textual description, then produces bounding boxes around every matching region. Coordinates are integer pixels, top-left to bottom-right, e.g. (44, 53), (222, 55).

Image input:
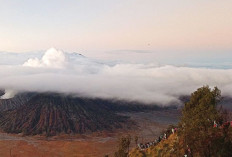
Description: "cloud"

(0, 89), (17, 99)
(23, 48), (67, 68)
(0, 48), (232, 105)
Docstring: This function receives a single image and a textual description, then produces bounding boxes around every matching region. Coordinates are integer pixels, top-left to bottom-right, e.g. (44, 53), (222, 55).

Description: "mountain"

(0, 92), (35, 111)
(0, 93), (128, 136)
(0, 92), (168, 136)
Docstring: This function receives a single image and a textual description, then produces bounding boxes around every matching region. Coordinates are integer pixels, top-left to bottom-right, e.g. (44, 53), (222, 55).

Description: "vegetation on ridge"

(124, 86), (232, 157)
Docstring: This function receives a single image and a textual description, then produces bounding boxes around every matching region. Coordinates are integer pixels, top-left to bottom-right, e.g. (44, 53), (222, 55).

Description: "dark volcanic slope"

(0, 93), (35, 111)
(0, 94), (129, 136)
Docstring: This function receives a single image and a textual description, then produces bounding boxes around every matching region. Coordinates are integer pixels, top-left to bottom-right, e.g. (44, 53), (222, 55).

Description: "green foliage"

(178, 86), (232, 157)
(114, 135), (132, 157)
(129, 86), (232, 157)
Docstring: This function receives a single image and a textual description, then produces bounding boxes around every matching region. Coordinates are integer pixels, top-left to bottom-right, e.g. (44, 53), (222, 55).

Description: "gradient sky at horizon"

(0, 0), (232, 59)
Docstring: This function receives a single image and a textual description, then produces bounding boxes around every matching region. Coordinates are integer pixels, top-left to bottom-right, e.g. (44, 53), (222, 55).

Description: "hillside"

(0, 93), (35, 111)
(127, 87), (232, 157)
(130, 133), (181, 157)
(0, 93), (130, 136)
(0, 92), (170, 136)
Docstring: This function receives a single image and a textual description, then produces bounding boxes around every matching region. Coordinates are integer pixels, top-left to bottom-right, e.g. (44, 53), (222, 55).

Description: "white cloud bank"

(0, 48), (232, 105)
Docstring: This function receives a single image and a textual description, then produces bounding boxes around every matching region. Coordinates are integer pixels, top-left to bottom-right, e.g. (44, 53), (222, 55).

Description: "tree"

(134, 136), (138, 147)
(114, 135), (131, 157)
(178, 86), (232, 157)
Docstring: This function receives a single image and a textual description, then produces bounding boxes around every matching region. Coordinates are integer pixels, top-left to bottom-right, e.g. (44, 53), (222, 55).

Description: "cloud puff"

(23, 48), (67, 68)
(0, 48), (232, 105)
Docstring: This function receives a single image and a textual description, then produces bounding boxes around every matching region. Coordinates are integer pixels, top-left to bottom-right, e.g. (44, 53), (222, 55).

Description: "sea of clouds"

(0, 48), (232, 105)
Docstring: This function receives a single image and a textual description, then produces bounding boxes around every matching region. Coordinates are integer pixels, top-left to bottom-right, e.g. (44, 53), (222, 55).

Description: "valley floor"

(0, 109), (180, 157)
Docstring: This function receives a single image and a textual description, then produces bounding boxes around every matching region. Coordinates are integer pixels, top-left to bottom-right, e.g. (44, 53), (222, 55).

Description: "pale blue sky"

(0, 0), (232, 58)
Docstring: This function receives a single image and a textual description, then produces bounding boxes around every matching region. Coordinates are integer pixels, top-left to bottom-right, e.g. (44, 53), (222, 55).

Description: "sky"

(0, 1), (232, 104)
(0, 0), (232, 58)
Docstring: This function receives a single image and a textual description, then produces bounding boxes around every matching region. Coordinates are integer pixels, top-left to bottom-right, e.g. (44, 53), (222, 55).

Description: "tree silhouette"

(178, 86), (232, 157)
(114, 135), (131, 157)
(134, 136), (138, 147)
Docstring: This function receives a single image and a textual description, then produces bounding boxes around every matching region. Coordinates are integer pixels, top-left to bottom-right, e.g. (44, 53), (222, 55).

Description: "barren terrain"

(0, 109), (180, 157)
